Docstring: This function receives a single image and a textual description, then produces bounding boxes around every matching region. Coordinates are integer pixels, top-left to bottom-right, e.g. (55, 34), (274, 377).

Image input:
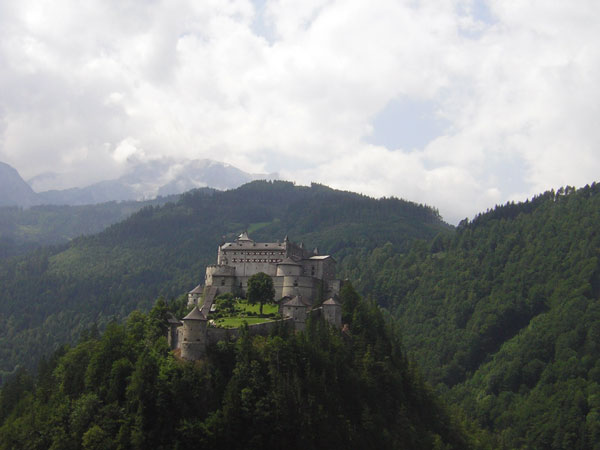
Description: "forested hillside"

(0, 180), (447, 379)
(342, 183), (600, 449)
(0, 195), (182, 259)
(0, 287), (470, 450)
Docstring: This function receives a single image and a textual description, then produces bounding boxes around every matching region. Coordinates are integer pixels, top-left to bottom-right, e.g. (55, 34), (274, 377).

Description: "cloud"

(0, 0), (599, 223)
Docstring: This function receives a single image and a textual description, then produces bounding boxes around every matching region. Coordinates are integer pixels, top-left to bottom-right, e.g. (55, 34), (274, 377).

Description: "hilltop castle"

(169, 232), (343, 360)
(189, 231), (341, 307)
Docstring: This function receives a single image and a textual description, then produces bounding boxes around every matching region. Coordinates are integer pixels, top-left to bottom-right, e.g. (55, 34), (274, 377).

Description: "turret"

(180, 306), (207, 360)
(281, 295), (309, 331)
(322, 298), (342, 328)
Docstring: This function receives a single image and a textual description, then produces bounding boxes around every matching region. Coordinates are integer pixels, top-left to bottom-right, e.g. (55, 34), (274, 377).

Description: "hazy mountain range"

(1, 159), (276, 207)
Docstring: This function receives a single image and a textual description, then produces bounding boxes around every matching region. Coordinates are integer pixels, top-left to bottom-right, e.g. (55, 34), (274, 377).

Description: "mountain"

(0, 180), (448, 378)
(0, 162), (38, 207)
(342, 183), (600, 448)
(0, 193), (186, 259)
(34, 158), (276, 205)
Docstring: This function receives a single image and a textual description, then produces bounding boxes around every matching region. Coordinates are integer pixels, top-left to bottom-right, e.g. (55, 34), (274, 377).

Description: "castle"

(168, 232), (343, 360)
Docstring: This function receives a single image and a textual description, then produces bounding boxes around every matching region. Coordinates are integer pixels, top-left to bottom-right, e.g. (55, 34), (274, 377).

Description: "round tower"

(282, 295), (309, 331)
(277, 258), (300, 297)
(276, 258), (302, 276)
(181, 306), (207, 360)
(322, 297), (342, 328)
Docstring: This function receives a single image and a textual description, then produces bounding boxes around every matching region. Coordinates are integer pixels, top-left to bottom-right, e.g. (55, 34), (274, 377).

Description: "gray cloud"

(1, 0), (599, 223)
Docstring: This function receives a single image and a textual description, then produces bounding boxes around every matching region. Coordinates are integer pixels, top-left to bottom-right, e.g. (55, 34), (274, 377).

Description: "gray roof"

(323, 298), (341, 306)
(237, 231), (252, 241)
(189, 284), (203, 294)
(182, 306), (207, 321)
(278, 257), (301, 266)
(221, 241), (285, 250)
(283, 295), (310, 307)
(309, 255), (334, 261)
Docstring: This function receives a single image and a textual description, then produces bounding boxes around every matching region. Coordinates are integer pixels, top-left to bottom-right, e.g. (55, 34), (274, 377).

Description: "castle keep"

(199, 231), (341, 304)
(170, 232), (343, 360)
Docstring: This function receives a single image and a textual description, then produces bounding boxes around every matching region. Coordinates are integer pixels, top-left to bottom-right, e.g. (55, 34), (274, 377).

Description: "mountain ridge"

(0, 162), (39, 207)
(1, 158), (276, 207)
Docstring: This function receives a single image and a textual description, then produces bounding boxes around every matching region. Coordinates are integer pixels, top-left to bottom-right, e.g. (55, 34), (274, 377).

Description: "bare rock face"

(0, 162), (39, 207)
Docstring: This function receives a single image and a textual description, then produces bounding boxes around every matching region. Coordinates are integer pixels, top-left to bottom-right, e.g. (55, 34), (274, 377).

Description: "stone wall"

(205, 317), (295, 346)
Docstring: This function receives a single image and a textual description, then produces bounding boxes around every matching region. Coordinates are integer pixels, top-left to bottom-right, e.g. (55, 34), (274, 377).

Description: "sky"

(1, 0), (600, 223)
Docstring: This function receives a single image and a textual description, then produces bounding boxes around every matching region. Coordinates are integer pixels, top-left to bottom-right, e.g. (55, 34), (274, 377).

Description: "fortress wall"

(273, 277), (284, 299)
(211, 275), (237, 292)
(206, 326), (239, 345)
(206, 318), (295, 345)
(277, 264), (302, 277)
(324, 279), (342, 298)
(181, 342), (205, 360)
(230, 261), (277, 277)
(248, 318), (294, 335)
(205, 265), (235, 285)
(282, 275), (317, 300)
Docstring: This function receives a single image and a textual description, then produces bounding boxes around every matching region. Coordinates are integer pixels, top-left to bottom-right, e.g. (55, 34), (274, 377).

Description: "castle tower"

(322, 298), (342, 328)
(187, 284), (203, 307)
(281, 295), (309, 331)
(180, 306), (207, 360)
(277, 258), (302, 298)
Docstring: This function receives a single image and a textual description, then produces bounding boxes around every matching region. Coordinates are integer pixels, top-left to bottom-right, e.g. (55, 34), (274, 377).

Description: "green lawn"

(214, 317), (276, 328)
(210, 298), (280, 328)
(237, 301), (279, 315)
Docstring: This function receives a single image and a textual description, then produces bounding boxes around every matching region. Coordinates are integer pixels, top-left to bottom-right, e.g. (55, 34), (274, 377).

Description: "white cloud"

(0, 0), (599, 223)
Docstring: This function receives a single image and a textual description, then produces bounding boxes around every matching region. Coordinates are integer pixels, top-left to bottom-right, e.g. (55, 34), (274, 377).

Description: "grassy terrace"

(210, 297), (280, 329)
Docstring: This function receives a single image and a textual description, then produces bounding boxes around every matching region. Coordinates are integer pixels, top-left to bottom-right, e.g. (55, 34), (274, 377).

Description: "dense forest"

(0, 286), (470, 450)
(0, 180), (446, 380)
(0, 194), (181, 259)
(341, 183), (600, 449)
(6, 178), (600, 447)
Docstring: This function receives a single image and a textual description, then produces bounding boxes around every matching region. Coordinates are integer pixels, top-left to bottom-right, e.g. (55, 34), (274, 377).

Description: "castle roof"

(283, 295), (310, 307)
(182, 306), (206, 321)
(237, 231), (252, 241)
(309, 255), (334, 261)
(189, 284), (203, 294)
(278, 257), (301, 266)
(323, 298), (341, 306)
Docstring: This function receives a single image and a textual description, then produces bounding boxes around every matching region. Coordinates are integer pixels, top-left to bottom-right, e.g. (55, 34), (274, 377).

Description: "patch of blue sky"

(472, 0), (496, 25)
(250, 0), (276, 43)
(457, 0), (497, 39)
(366, 98), (450, 152)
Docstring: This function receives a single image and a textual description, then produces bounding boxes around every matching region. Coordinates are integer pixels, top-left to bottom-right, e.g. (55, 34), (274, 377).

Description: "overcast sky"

(1, 0), (599, 223)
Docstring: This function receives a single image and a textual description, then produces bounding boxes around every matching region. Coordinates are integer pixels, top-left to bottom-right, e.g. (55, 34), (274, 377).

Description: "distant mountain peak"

(30, 158), (278, 206)
(0, 161), (38, 207)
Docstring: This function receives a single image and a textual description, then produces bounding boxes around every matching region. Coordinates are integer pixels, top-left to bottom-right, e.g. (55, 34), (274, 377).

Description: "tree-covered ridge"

(0, 194), (183, 259)
(342, 183), (600, 449)
(0, 180), (448, 379)
(0, 287), (470, 450)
